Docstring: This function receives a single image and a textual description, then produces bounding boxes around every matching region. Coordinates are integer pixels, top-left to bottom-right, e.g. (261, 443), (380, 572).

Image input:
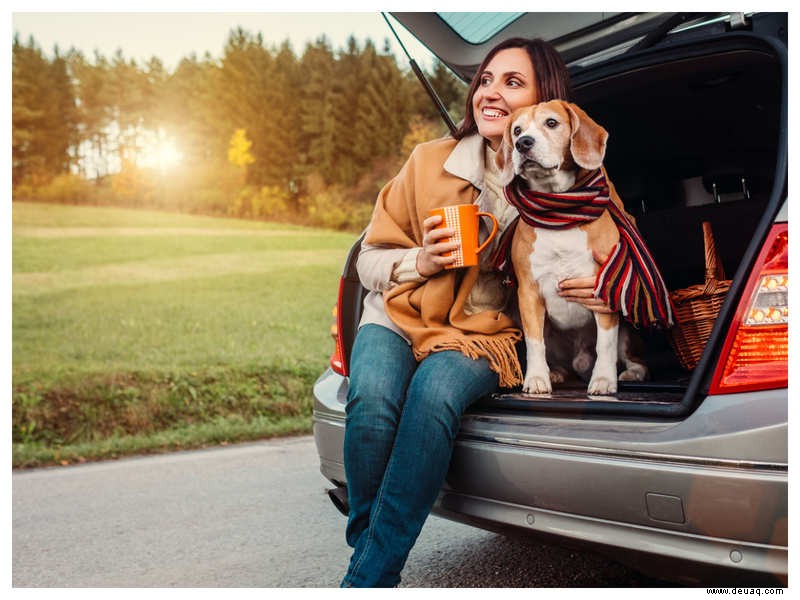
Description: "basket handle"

(702, 221), (726, 293)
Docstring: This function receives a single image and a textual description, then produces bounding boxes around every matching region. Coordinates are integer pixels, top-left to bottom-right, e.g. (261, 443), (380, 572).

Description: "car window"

(438, 12), (524, 44)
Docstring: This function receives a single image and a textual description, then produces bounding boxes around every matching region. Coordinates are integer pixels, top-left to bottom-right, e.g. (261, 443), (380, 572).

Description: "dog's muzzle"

(515, 135), (535, 153)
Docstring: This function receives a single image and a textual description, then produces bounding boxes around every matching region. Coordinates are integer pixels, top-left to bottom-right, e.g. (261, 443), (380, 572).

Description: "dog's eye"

(545, 118), (559, 129)
(512, 125), (522, 137)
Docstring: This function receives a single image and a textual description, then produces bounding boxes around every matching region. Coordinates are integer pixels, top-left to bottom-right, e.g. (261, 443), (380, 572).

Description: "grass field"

(12, 202), (357, 467)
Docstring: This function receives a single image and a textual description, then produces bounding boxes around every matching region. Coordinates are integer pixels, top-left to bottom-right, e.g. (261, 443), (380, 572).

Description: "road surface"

(13, 435), (668, 587)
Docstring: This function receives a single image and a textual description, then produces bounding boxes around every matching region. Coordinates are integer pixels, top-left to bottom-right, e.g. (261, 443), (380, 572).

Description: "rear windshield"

(438, 12), (524, 43)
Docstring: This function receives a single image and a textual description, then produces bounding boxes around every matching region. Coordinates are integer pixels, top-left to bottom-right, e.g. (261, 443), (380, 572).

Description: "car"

(313, 12), (788, 586)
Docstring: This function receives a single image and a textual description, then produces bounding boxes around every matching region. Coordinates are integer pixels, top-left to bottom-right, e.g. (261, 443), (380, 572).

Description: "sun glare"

(138, 129), (183, 172)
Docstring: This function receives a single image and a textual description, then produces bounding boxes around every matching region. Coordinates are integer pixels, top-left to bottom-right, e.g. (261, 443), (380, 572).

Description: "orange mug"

(429, 204), (499, 269)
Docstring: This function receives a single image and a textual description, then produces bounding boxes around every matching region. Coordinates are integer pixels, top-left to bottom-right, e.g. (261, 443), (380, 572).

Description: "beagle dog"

(496, 100), (649, 395)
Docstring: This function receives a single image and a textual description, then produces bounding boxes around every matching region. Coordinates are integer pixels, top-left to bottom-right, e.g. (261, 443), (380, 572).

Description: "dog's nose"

(515, 136), (534, 153)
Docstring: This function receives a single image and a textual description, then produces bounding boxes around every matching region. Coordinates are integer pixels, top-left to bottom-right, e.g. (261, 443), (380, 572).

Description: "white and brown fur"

(496, 100), (647, 394)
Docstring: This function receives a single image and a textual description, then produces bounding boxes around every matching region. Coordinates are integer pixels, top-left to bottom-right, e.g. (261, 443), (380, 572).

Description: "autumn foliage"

(12, 29), (465, 231)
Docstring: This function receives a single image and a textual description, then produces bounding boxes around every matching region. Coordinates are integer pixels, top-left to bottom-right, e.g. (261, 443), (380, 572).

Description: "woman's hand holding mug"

(419, 205), (499, 277)
(417, 214), (460, 277)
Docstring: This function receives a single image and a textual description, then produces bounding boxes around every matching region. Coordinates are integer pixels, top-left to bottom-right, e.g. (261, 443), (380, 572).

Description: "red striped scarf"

(502, 170), (674, 328)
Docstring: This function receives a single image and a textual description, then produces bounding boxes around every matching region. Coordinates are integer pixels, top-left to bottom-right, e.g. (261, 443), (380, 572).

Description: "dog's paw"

(619, 363), (648, 381)
(587, 376), (617, 395)
(523, 372), (553, 394)
(549, 368), (567, 384)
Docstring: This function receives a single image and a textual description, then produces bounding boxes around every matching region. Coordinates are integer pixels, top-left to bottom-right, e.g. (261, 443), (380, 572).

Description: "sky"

(16, 3), (784, 73)
(10, 7), (442, 72)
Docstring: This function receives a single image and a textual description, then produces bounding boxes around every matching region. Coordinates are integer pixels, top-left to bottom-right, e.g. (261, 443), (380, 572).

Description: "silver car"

(313, 12), (788, 586)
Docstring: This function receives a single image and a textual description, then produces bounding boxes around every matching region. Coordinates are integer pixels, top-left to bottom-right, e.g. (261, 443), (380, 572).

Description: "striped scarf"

(503, 170), (674, 328)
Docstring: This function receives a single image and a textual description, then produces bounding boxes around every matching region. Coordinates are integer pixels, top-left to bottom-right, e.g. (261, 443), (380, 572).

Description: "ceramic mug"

(428, 204), (499, 269)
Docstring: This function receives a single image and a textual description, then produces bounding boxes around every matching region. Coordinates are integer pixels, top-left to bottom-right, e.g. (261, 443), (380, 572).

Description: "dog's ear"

(494, 118), (516, 186)
(565, 102), (608, 170)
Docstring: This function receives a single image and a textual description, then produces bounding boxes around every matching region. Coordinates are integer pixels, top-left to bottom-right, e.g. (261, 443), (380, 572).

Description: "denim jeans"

(340, 324), (500, 587)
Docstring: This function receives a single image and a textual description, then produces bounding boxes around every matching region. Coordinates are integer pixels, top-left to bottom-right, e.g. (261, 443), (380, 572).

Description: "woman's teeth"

(482, 108), (506, 119)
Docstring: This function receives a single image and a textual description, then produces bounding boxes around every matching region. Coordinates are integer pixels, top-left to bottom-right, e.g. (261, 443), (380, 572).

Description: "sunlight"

(137, 128), (184, 172)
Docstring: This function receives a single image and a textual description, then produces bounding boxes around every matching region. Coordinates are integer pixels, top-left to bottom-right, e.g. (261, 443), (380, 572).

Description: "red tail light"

(329, 277), (348, 376)
(708, 223), (788, 394)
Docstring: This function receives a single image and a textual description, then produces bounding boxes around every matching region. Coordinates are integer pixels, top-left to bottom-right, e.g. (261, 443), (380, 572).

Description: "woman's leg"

(341, 349), (499, 588)
(342, 324), (417, 549)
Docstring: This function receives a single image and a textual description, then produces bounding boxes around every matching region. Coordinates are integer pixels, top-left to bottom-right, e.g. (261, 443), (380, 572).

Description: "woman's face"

(471, 47), (539, 151)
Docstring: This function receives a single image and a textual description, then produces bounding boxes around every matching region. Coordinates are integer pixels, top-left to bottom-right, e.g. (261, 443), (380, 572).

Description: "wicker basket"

(667, 221), (732, 370)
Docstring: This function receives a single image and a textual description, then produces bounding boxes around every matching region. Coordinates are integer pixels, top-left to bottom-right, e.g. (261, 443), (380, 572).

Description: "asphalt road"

(12, 435), (670, 588)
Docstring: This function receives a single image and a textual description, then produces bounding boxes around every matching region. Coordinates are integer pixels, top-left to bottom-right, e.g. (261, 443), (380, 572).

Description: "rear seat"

(627, 172), (770, 291)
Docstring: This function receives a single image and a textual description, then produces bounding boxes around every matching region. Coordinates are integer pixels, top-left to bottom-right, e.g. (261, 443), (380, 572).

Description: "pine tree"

(218, 28), (279, 185)
(296, 37), (337, 186)
(164, 55), (226, 165)
(67, 49), (113, 177)
(44, 48), (78, 175)
(12, 34), (77, 185)
(142, 57), (168, 131)
(107, 50), (150, 166)
(327, 35), (363, 185)
(260, 40), (301, 187)
(12, 34), (43, 185)
(348, 42), (393, 171)
(428, 60), (467, 123)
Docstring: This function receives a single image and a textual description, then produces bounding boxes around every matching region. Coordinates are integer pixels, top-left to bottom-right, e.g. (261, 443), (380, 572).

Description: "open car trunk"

(485, 17), (787, 417)
(339, 14), (787, 419)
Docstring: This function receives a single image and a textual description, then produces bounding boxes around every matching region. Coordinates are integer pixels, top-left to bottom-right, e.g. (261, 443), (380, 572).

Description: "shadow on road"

(400, 527), (676, 588)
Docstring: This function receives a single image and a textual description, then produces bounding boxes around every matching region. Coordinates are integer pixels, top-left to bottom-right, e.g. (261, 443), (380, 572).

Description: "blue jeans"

(340, 324), (500, 587)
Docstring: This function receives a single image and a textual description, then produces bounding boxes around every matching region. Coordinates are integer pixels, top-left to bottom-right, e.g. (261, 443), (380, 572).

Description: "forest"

(12, 28), (466, 231)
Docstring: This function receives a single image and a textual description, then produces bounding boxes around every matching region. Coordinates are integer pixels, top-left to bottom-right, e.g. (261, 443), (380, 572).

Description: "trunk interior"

(340, 28), (785, 418)
(489, 34), (784, 414)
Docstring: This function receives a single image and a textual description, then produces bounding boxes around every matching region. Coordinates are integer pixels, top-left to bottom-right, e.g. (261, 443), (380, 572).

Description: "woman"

(340, 37), (609, 588)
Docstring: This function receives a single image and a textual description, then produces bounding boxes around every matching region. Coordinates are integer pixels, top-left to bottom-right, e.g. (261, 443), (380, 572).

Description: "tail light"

(329, 277), (348, 376)
(708, 223), (788, 394)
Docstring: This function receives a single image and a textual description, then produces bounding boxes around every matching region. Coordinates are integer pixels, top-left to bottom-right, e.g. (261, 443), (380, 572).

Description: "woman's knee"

(346, 376), (404, 425)
(404, 382), (469, 440)
(346, 325), (416, 422)
(406, 352), (498, 422)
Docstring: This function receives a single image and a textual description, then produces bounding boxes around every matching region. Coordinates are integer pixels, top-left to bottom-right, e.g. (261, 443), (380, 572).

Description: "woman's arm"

(356, 243), (416, 292)
(356, 215), (459, 291)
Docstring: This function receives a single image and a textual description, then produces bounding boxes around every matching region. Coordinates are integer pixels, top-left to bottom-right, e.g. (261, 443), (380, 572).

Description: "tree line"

(12, 28), (466, 230)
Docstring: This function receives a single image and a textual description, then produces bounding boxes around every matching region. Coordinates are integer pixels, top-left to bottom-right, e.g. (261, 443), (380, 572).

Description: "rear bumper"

(433, 489), (787, 581)
(439, 435), (787, 578)
(312, 368), (787, 578)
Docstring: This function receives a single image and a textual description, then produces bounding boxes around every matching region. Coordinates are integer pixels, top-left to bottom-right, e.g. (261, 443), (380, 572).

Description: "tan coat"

(362, 135), (523, 387)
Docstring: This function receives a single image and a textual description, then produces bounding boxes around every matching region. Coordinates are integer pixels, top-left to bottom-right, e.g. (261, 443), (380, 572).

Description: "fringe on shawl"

(415, 331), (523, 388)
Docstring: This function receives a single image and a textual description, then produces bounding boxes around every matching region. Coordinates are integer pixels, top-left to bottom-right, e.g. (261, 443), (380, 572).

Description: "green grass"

(12, 202), (356, 467)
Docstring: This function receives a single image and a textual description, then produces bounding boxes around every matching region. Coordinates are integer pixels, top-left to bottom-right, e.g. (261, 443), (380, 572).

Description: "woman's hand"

(416, 214), (460, 278)
(558, 276), (615, 313)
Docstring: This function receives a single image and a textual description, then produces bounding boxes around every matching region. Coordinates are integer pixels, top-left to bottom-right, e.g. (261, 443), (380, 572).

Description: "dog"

(496, 100), (654, 395)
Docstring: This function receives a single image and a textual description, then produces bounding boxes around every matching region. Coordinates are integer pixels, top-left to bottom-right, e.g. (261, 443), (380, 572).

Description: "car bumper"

(312, 368), (787, 578)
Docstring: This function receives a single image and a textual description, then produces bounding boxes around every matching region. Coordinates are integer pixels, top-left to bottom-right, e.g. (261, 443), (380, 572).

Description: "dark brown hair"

(453, 37), (572, 140)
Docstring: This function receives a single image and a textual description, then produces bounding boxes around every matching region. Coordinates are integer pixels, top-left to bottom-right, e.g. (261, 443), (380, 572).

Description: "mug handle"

(475, 212), (499, 254)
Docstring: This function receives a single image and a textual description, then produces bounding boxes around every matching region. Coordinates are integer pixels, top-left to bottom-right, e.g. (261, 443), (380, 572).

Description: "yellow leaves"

(401, 116), (441, 159)
(227, 128), (255, 168)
